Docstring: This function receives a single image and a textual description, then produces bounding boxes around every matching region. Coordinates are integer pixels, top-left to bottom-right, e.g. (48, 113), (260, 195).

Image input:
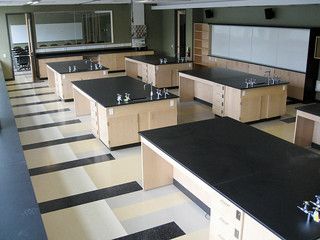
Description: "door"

(176, 10), (186, 59)
(25, 13), (37, 81)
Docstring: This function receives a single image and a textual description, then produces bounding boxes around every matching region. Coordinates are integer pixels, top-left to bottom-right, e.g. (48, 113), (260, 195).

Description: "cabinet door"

(240, 95), (262, 122)
(107, 114), (139, 147)
(267, 93), (286, 118)
(99, 54), (117, 71)
(149, 109), (177, 129)
(115, 53), (127, 71)
(171, 69), (179, 87)
(288, 72), (305, 100)
(155, 67), (172, 88)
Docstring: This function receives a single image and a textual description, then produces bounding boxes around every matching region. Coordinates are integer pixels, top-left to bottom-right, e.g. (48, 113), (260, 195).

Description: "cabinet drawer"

(213, 195), (244, 225)
(213, 83), (225, 92)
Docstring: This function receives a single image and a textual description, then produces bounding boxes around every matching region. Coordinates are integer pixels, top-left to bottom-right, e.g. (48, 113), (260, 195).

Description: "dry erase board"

(211, 25), (310, 72)
(35, 23), (83, 42)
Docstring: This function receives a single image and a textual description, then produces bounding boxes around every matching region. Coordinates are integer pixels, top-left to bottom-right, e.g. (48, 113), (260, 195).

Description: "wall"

(202, 4), (320, 27)
(145, 7), (202, 57)
(0, 4), (131, 79)
(202, 4), (320, 98)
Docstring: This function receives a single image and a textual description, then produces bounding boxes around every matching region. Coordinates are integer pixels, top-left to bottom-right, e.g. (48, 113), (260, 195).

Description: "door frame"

(5, 12), (37, 81)
(25, 13), (37, 81)
(175, 9), (186, 59)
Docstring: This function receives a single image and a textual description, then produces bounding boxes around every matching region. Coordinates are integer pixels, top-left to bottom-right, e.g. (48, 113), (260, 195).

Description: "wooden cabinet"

(210, 191), (244, 240)
(98, 50), (154, 72)
(55, 70), (108, 100)
(274, 68), (305, 100)
(93, 99), (178, 149)
(126, 58), (193, 88)
(212, 83), (225, 116)
(242, 214), (281, 240)
(38, 56), (83, 79)
(194, 23), (210, 66)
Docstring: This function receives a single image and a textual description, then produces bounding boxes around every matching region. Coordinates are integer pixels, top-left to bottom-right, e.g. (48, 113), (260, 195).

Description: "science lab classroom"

(2, 0), (320, 239)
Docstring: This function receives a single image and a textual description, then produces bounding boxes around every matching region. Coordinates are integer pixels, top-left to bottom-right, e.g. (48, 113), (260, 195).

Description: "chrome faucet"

(156, 89), (162, 99)
(163, 88), (169, 98)
(124, 93), (130, 102)
(264, 70), (271, 85)
(116, 94), (122, 104)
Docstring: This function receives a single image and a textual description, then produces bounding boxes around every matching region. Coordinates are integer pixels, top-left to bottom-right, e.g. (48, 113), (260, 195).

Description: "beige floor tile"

(25, 139), (107, 169)
(113, 191), (189, 221)
(31, 167), (97, 202)
(8, 87), (53, 97)
(19, 122), (90, 145)
(10, 93), (58, 105)
(42, 200), (126, 240)
(84, 153), (142, 189)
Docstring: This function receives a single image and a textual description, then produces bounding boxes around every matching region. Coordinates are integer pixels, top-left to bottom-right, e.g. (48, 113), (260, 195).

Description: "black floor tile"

(8, 86), (48, 92)
(18, 119), (81, 132)
(14, 108), (70, 118)
(10, 92), (55, 99)
(39, 181), (142, 214)
(22, 134), (95, 150)
(29, 153), (115, 176)
(280, 117), (296, 123)
(114, 222), (185, 240)
(12, 99), (61, 107)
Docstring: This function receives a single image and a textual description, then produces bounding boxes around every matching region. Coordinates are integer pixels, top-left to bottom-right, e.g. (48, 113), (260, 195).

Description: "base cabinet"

(241, 215), (281, 240)
(208, 56), (306, 101)
(126, 58), (193, 88)
(38, 56), (83, 79)
(93, 99), (178, 149)
(179, 74), (287, 123)
(99, 51), (154, 72)
(55, 70), (108, 100)
(223, 85), (287, 123)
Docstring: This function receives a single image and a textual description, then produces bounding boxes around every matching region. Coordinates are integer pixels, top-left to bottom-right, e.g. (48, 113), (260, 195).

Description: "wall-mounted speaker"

(205, 9), (214, 19)
(264, 8), (275, 19)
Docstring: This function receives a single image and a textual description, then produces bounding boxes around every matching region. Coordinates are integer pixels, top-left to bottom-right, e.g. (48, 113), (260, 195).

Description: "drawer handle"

(219, 217), (229, 226)
(219, 199), (230, 207)
(218, 234), (226, 240)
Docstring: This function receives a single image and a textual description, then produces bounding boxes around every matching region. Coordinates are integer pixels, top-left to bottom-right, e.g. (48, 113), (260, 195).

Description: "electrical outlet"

(2, 54), (6, 58)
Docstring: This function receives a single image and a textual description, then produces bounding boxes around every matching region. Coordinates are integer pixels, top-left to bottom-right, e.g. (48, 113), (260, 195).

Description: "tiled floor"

(6, 72), (318, 240)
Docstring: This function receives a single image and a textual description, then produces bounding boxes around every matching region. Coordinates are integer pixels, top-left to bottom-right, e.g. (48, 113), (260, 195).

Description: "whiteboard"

(229, 26), (252, 62)
(10, 25), (28, 44)
(276, 28), (310, 72)
(210, 25), (310, 72)
(251, 27), (278, 66)
(211, 25), (230, 57)
(35, 23), (83, 42)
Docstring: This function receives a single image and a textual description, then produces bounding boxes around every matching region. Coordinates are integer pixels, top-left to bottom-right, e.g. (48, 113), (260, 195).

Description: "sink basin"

(131, 97), (147, 102)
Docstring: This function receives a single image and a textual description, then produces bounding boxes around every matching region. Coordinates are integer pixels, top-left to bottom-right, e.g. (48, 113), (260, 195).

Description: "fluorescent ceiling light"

(27, 0), (40, 4)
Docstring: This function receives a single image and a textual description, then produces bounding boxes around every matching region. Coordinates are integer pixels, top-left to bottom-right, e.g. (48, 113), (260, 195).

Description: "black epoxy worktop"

(72, 76), (178, 108)
(127, 55), (192, 65)
(47, 60), (108, 74)
(0, 66), (47, 239)
(180, 67), (288, 90)
(140, 118), (320, 240)
(297, 103), (320, 117)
